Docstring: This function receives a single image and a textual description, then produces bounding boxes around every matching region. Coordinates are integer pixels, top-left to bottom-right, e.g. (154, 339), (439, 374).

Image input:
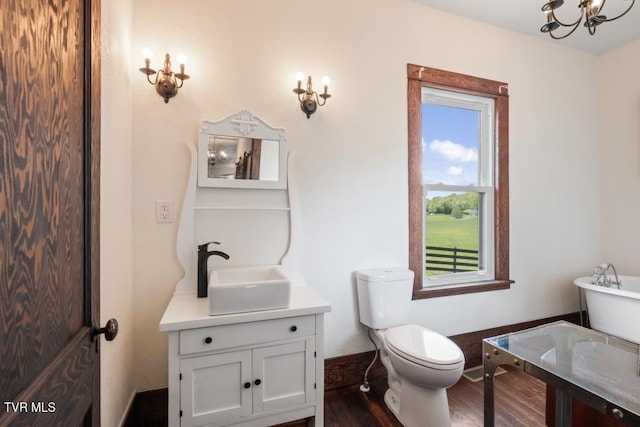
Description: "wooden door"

(0, 0), (103, 425)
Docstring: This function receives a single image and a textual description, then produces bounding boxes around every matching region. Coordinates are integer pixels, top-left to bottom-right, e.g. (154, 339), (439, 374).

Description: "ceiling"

(411, 0), (640, 55)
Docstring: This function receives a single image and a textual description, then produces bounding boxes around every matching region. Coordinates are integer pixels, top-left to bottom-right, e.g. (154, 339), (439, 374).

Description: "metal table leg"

(483, 350), (499, 427)
(483, 340), (523, 427)
(555, 390), (573, 427)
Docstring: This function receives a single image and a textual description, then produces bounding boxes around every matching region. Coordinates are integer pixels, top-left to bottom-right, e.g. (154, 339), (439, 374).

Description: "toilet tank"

(356, 268), (414, 329)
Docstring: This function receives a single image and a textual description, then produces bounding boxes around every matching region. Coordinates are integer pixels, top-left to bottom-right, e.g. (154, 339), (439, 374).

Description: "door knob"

(93, 318), (119, 341)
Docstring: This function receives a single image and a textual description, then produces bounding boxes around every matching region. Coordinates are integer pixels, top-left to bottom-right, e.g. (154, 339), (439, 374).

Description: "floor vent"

(462, 365), (507, 383)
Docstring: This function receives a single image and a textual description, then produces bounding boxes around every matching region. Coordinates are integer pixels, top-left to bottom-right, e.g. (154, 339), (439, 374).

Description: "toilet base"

(383, 388), (400, 416)
(383, 379), (451, 427)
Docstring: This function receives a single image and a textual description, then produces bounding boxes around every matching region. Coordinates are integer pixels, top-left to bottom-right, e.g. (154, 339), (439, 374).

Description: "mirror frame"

(197, 110), (287, 189)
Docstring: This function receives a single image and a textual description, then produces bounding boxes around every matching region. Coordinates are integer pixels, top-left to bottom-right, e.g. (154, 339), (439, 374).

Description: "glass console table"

(483, 321), (640, 426)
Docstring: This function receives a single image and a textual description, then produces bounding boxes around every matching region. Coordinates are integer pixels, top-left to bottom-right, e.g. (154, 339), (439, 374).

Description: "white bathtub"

(574, 275), (640, 344)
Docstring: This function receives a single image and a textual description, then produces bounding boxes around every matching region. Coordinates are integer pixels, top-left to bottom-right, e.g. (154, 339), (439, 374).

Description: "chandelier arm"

(309, 92), (321, 107)
(550, 8), (585, 27)
(146, 73), (159, 85)
(316, 92), (327, 107)
(598, 0), (635, 22)
(549, 21), (582, 39)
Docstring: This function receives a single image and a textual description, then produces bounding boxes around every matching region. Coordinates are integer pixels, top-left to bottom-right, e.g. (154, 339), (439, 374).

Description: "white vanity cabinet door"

(252, 338), (316, 413)
(180, 350), (252, 427)
(179, 338), (316, 426)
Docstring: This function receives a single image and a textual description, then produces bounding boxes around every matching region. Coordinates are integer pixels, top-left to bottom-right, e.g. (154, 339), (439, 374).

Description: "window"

(408, 64), (512, 299)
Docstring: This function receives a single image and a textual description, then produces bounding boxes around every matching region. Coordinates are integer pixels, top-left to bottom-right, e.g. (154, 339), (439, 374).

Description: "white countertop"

(160, 286), (331, 332)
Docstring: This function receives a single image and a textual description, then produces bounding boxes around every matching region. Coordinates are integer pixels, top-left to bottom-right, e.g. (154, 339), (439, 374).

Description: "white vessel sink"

(208, 266), (291, 315)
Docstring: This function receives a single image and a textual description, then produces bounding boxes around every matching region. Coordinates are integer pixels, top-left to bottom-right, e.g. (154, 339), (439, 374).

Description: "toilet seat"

(385, 324), (463, 369)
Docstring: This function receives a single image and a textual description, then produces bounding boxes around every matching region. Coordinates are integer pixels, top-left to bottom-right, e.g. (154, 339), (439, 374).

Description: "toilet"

(356, 268), (465, 427)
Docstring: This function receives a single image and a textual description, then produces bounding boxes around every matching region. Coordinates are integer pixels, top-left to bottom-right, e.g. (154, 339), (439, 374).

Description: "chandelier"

(540, 0), (635, 39)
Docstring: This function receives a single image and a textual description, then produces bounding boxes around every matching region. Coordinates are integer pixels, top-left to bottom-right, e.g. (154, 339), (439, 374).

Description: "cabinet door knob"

(244, 382), (251, 389)
(290, 325), (297, 332)
(204, 336), (213, 344)
(254, 379), (261, 386)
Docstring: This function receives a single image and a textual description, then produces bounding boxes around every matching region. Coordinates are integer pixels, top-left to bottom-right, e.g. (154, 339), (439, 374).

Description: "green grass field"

(425, 214), (478, 250)
(425, 214), (479, 275)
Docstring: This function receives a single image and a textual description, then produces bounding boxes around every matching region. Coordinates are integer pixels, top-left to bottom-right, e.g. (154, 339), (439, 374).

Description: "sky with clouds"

(422, 103), (479, 187)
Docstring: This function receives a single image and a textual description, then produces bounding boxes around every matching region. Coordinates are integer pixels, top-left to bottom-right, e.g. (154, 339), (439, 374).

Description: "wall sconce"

(293, 72), (331, 119)
(139, 48), (190, 103)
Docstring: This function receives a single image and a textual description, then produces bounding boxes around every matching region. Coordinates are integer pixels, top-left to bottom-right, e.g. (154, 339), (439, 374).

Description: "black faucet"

(197, 241), (230, 298)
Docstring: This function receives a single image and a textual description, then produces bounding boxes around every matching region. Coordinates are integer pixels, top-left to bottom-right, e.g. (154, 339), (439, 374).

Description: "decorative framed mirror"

(197, 110), (287, 189)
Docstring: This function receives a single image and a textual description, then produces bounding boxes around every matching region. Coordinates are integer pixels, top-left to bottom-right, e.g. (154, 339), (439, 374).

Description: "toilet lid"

(385, 324), (463, 367)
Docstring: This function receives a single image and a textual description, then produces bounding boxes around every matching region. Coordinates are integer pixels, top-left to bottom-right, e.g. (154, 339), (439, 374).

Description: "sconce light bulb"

(321, 76), (331, 87)
(141, 47), (154, 60)
(177, 53), (188, 65)
(295, 72), (305, 83)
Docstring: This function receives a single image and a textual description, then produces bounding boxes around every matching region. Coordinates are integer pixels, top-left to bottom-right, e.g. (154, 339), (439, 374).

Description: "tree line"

(426, 193), (478, 219)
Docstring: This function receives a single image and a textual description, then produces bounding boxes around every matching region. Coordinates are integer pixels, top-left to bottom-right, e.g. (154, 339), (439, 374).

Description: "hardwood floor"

(124, 365), (545, 426)
(320, 366), (546, 427)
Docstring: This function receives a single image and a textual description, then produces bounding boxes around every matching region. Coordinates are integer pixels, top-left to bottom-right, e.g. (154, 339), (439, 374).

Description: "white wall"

(598, 39), (640, 273)
(100, 1), (135, 425)
(128, 0), (602, 392)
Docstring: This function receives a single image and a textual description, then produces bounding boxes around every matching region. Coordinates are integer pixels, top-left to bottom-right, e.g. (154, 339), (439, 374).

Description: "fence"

(425, 245), (479, 274)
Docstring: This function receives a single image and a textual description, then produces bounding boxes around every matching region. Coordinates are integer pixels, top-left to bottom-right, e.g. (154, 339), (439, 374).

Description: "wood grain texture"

(407, 64), (508, 97)
(87, 0), (102, 423)
(407, 77), (424, 294)
(0, 0), (100, 424)
(1, 331), (94, 426)
(325, 350), (387, 391)
(125, 368), (546, 427)
(1, 0), (85, 400)
(297, 366), (545, 427)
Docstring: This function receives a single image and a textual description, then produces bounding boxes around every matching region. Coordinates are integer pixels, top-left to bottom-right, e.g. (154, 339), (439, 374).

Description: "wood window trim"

(408, 64), (513, 300)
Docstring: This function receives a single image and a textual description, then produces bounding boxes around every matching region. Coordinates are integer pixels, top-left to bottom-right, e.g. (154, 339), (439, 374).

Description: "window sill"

(412, 279), (514, 300)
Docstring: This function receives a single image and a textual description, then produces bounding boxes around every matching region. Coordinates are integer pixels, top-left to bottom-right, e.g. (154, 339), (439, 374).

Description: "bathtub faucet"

(592, 263), (621, 289)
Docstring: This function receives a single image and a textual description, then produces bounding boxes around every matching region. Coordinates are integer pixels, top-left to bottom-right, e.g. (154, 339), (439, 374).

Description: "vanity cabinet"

(179, 317), (316, 426)
(161, 288), (330, 427)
